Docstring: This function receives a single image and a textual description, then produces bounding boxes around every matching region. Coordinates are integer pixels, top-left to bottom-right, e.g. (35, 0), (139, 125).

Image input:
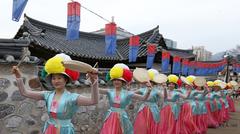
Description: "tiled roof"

(0, 39), (39, 64)
(167, 48), (195, 59)
(14, 15), (166, 62)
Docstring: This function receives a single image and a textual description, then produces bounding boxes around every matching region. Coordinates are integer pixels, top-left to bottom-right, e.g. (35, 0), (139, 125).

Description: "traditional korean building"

(13, 14), (195, 70)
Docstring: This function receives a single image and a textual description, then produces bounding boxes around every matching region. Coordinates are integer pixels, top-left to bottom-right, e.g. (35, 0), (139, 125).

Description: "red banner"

(105, 23), (117, 35)
(129, 36), (140, 46)
(68, 2), (81, 16)
(162, 51), (170, 59)
(173, 56), (181, 62)
(147, 44), (156, 54)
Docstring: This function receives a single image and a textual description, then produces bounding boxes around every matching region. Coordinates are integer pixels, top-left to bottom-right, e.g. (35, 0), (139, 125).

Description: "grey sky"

(1, 0), (240, 54)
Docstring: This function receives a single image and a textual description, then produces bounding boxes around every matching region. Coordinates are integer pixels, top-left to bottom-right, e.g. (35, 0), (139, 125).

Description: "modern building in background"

(164, 38), (177, 48)
(192, 46), (212, 61)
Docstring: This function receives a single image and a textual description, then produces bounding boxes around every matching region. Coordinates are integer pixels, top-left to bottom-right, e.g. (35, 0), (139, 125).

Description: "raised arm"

(99, 88), (109, 94)
(179, 90), (191, 99)
(12, 66), (44, 100)
(76, 71), (99, 106)
(132, 82), (152, 101)
(158, 86), (167, 100)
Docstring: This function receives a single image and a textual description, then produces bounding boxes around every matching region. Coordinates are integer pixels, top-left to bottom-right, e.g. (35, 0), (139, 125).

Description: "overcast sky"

(1, 0), (240, 54)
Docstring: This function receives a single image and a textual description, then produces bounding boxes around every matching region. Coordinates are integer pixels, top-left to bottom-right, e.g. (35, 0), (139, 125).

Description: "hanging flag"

(182, 59), (189, 76)
(66, 1), (81, 40)
(195, 62), (204, 76)
(161, 50), (170, 73)
(12, 0), (28, 22)
(146, 44), (156, 69)
(233, 63), (240, 73)
(172, 56), (181, 74)
(129, 36), (140, 62)
(188, 61), (195, 75)
(105, 22), (117, 55)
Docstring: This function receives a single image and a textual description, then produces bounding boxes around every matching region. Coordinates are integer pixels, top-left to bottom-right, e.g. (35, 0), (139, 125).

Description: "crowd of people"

(11, 54), (238, 134)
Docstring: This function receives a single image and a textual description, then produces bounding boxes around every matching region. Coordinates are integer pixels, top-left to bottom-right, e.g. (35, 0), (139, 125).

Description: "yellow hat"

(181, 76), (192, 86)
(167, 74), (179, 84)
(45, 56), (65, 74)
(147, 69), (159, 81)
(110, 67), (124, 80)
(207, 81), (214, 87)
(213, 80), (222, 87)
(110, 63), (132, 82)
(186, 75), (196, 84)
(44, 56), (72, 84)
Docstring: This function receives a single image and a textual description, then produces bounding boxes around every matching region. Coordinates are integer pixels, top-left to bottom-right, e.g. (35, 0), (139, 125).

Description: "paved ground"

(207, 100), (240, 134)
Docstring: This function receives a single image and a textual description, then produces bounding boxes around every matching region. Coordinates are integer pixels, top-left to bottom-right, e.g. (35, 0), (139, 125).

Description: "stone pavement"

(207, 100), (240, 134)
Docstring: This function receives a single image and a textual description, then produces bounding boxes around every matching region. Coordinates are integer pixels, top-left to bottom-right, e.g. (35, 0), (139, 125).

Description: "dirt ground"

(207, 100), (240, 134)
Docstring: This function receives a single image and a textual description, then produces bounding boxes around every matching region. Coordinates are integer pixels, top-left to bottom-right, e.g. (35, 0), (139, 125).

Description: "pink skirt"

(193, 115), (201, 134)
(205, 101), (219, 128)
(176, 103), (200, 134)
(211, 100), (223, 125)
(219, 100), (226, 123)
(197, 114), (208, 134)
(44, 124), (58, 134)
(100, 112), (123, 134)
(227, 96), (236, 112)
(158, 105), (176, 134)
(134, 106), (159, 134)
(220, 100), (230, 122)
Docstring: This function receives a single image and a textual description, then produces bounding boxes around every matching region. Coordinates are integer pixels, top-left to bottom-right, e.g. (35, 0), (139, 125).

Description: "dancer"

(12, 54), (99, 134)
(134, 69), (167, 134)
(100, 64), (151, 134)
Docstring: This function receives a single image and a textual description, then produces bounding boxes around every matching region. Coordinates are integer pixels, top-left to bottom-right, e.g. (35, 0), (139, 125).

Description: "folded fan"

(62, 60), (94, 73)
(133, 68), (150, 83)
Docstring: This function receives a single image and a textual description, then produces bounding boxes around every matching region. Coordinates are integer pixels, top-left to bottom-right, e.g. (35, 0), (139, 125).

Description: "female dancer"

(205, 81), (219, 128)
(133, 69), (167, 134)
(194, 83), (209, 134)
(100, 64), (151, 134)
(159, 74), (190, 134)
(177, 76), (200, 134)
(12, 55), (99, 134)
(226, 82), (236, 112)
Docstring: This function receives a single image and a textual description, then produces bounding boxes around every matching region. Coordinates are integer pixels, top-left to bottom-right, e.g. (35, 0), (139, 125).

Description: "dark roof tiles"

(15, 15), (164, 61)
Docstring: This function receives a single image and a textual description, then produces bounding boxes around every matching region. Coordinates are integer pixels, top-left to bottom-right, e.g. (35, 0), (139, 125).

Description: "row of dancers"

(102, 66), (237, 134)
(12, 54), (237, 134)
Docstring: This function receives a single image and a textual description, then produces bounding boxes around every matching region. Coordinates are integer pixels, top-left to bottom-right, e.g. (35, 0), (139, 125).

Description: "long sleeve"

(91, 79), (99, 104)
(16, 78), (44, 100)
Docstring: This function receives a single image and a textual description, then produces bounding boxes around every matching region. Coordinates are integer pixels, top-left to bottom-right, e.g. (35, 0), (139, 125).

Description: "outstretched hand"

(86, 68), (98, 84)
(145, 81), (152, 90)
(11, 66), (22, 78)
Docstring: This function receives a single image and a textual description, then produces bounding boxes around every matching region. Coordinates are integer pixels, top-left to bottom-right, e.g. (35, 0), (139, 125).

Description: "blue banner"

(66, 15), (80, 40)
(12, 0), (28, 22)
(146, 53), (155, 69)
(129, 46), (139, 62)
(173, 61), (181, 74)
(105, 35), (117, 55)
(162, 59), (169, 73)
(182, 65), (188, 76)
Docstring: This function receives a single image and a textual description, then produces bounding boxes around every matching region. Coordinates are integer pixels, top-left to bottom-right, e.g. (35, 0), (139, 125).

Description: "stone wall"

(0, 64), (141, 134)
